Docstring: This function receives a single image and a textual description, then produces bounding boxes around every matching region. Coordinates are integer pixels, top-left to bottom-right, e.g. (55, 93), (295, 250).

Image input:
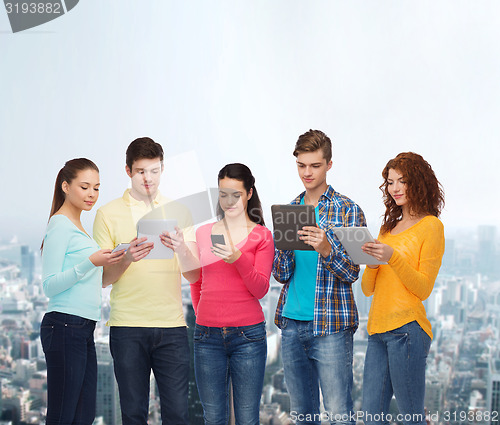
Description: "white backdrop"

(1, 1), (499, 248)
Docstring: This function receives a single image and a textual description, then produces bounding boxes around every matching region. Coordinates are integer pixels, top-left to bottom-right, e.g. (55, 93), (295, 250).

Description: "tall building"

(20, 246), (35, 284)
(264, 281), (281, 334)
(95, 338), (121, 425)
(487, 358), (500, 425)
(442, 238), (457, 271)
(0, 244), (35, 284)
(20, 338), (38, 360)
(184, 302), (204, 425)
(477, 226), (497, 277)
(425, 378), (443, 414)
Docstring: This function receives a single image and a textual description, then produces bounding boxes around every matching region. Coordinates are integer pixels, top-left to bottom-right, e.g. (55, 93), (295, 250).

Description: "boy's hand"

(298, 226), (331, 257)
(125, 237), (154, 262)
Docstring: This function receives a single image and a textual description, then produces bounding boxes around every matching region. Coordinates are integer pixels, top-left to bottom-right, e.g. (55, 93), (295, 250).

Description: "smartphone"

(210, 234), (226, 247)
(112, 243), (130, 253)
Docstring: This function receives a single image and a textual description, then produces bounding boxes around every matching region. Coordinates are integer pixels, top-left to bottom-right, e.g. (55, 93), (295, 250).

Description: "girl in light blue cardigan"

(41, 158), (123, 425)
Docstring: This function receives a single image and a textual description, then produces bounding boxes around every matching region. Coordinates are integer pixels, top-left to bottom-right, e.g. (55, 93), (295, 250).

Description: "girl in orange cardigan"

(361, 152), (445, 425)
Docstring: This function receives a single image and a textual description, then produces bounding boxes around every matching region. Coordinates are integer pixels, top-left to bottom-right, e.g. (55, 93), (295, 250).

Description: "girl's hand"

(211, 243), (241, 264)
(361, 239), (394, 263)
(89, 249), (125, 267)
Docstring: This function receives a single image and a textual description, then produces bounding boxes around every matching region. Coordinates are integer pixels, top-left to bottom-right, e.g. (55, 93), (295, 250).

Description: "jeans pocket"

(64, 316), (89, 329)
(193, 326), (208, 342)
(40, 325), (55, 352)
(280, 317), (288, 330)
(44, 312), (89, 328)
(241, 323), (266, 342)
(388, 322), (410, 337)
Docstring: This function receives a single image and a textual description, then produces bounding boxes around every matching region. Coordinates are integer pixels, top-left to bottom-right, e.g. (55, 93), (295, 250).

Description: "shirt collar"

(294, 185), (335, 204)
(122, 189), (164, 207)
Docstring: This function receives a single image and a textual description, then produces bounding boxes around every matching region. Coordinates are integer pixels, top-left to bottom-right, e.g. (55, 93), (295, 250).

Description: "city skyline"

(1, 226), (499, 424)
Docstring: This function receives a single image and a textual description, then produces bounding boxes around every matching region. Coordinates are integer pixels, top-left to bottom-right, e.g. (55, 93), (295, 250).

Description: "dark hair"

(216, 163), (265, 225)
(41, 158), (99, 250)
(126, 137), (164, 171)
(293, 129), (332, 163)
(380, 152), (444, 233)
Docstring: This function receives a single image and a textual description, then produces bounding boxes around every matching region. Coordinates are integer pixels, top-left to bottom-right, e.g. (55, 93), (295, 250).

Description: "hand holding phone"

(211, 234), (226, 247)
(112, 243), (131, 253)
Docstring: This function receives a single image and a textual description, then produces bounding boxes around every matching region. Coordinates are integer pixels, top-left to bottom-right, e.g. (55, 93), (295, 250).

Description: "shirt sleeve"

(93, 208), (115, 250)
(272, 248), (295, 284)
(233, 227), (274, 299)
(388, 219), (445, 301)
(190, 272), (202, 314)
(361, 228), (382, 296)
(42, 222), (96, 298)
(189, 227), (204, 314)
(361, 266), (379, 296)
(321, 203), (366, 283)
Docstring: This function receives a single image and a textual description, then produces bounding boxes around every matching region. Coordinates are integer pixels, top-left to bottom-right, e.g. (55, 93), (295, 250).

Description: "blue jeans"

(109, 326), (190, 425)
(362, 321), (431, 425)
(193, 322), (267, 425)
(40, 312), (97, 425)
(281, 318), (354, 425)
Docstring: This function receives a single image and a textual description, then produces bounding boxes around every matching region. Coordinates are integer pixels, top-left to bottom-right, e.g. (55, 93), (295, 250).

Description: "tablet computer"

(271, 204), (316, 251)
(137, 218), (177, 260)
(331, 227), (387, 265)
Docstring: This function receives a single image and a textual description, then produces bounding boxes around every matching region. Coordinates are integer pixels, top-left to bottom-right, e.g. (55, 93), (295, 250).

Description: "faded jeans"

(361, 321), (431, 425)
(281, 318), (355, 425)
(194, 322), (267, 425)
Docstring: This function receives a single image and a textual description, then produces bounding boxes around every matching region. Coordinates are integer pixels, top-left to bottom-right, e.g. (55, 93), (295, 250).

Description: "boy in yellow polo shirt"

(93, 137), (199, 425)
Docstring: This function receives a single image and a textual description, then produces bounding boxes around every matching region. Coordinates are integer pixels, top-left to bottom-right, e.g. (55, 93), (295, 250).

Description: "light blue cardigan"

(42, 214), (102, 321)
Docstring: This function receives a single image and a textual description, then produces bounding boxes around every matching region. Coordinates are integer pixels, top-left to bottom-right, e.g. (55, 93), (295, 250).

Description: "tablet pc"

(271, 204), (316, 251)
(136, 218), (177, 260)
(331, 227), (387, 265)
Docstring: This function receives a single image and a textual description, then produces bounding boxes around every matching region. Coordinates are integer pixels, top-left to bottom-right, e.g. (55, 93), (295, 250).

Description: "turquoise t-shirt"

(282, 200), (319, 321)
(42, 214), (102, 321)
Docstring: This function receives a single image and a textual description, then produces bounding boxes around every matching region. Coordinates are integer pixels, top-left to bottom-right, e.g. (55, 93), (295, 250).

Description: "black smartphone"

(211, 234), (226, 247)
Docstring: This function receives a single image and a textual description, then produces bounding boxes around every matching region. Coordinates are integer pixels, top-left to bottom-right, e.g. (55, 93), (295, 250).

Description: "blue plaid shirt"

(273, 185), (366, 336)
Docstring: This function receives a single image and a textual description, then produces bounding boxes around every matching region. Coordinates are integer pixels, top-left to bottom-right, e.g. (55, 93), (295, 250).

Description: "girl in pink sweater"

(191, 163), (274, 425)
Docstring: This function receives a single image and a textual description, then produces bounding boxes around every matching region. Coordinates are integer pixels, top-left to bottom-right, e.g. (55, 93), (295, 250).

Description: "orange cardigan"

(361, 216), (445, 339)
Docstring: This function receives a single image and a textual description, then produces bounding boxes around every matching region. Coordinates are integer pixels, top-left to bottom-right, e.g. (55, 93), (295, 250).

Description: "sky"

(1, 1), (499, 250)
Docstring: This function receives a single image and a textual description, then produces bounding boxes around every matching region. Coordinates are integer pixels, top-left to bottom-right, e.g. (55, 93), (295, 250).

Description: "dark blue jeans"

(193, 322), (267, 425)
(362, 321), (431, 425)
(40, 312), (97, 425)
(109, 326), (190, 425)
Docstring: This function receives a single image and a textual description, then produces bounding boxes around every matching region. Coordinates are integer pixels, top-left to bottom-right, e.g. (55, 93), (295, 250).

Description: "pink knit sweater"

(190, 223), (274, 327)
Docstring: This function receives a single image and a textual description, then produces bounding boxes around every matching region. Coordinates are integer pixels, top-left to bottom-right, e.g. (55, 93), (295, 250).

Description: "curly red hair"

(380, 152), (444, 233)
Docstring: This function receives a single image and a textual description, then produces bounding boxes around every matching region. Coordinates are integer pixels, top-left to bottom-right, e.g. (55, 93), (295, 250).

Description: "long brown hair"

(41, 158), (99, 250)
(380, 152), (444, 233)
(216, 163), (265, 225)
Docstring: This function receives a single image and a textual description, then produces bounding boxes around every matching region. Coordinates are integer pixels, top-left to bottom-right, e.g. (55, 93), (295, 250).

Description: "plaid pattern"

(273, 186), (366, 336)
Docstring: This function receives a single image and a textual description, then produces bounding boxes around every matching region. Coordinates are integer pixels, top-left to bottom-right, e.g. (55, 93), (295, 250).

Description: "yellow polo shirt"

(93, 190), (195, 328)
